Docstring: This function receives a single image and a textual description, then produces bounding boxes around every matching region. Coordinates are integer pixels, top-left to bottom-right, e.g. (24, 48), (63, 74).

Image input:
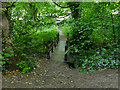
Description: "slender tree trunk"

(118, 7), (120, 45)
(111, 13), (116, 42)
(32, 5), (37, 21)
(118, 6), (120, 61)
(29, 3), (38, 21)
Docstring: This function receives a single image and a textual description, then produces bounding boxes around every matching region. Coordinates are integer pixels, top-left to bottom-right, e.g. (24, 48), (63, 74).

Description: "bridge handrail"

(64, 33), (70, 62)
(46, 33), (59, 59)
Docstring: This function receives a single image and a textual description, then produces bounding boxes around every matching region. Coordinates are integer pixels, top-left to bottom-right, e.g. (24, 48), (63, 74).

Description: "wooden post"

(66, 33), (69, 46)
(66, 40), (68, 46)
(64, 33), (69, 62)
(47, 44), (50, 59)
(47, 51), (50, 59)
(54, 37), (57, 48)
(57, 33), (59, 44)
(67, 33), (69, 40)
(51, 42), (53, 53)
(51, 46), (53, 53)
(64, 45), (68, 62)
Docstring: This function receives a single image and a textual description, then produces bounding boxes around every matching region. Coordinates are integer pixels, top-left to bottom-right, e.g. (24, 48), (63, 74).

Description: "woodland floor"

(2, 25), (119, 88)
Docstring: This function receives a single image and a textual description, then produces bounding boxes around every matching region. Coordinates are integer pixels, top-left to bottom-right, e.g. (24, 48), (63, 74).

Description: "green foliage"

(36, 25), (59, 41)
(2, 2), (120, 73)
(60, 23), (73, 37)
(65, 2), (120, 72)
(2, 44), (14, 72)
(2, 2), (62, 73)
(16, 57), (36, 74)
(2, 19), (58, 73)
(59, 16), (74, 38)
(10, 19), (58, 73)
(74, 46), (120, 72)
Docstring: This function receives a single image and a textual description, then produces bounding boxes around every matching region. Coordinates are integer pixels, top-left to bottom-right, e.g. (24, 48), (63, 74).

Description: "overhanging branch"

(52, 0), (69, 8)
(2, 1), (17, 10)
(6, 2), (16, 10)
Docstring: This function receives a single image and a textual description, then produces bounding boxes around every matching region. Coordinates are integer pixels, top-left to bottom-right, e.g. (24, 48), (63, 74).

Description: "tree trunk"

(111, 13), (116, 42)
(2, 10), (16, 70)
(67, 2), (80, 19)
(118, 6), (120, 45)
(118, 6), (120, 61)
(29, 3), (38, 21)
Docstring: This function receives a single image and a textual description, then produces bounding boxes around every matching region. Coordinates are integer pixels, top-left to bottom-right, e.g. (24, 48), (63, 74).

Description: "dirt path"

(57, 24), (67, 41)
(2, 25), (119, 88)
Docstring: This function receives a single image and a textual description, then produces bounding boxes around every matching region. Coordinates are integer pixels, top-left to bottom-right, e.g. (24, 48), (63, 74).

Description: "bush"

(2, 20), (59, 73)
(64, 4), (120, 72)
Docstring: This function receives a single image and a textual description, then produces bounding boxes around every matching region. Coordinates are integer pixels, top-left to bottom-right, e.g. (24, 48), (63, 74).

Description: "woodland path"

(2, 25), (119, 88)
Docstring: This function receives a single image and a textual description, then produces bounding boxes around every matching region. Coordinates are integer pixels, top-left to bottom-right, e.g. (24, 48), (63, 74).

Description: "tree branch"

(65, 13), (71, 17)
(52, 0), (69, 8)
(2, 1), (17, 9)
(6, 2), (16, 9)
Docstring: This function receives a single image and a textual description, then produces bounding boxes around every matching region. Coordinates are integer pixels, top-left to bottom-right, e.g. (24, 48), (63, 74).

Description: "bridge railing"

(46, 33), (59, 59)
(64, 33), (70, 62)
